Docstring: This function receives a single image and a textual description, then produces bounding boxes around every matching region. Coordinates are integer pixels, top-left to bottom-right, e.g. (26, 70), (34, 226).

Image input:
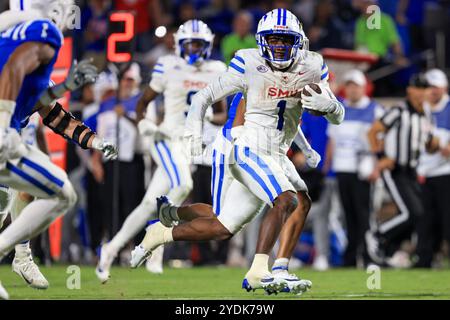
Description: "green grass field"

(1, 265), (450, 300)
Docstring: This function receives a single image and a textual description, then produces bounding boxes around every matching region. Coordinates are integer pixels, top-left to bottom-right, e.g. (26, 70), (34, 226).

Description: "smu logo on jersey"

(183, 80), (208, 90)
(268, 87), (301, 98)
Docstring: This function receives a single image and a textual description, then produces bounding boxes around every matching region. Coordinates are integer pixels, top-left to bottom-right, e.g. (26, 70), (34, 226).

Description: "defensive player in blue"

(0, 0), (117, 299)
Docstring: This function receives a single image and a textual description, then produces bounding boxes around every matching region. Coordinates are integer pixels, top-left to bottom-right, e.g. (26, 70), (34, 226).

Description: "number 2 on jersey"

(277, 100), (286, 131)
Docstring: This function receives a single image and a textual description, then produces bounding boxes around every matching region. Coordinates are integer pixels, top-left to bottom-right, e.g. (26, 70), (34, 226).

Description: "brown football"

(302, 83), (327, 116)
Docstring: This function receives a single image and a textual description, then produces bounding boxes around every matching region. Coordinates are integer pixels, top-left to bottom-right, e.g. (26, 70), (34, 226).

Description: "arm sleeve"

(293, 124), (313, 153)
(149, 58), (167, 93)
(185, 53), (247, 137)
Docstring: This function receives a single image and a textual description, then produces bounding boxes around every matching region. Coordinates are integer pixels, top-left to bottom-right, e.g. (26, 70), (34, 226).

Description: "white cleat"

(130, 245), (152, 268)
(242, 271), (287, 295)
(12, 254), (49, 290)
(272, 271), (312, 295)
(145, 245), (164, 274)
(95, 244), (116, 284)
(0, 281), (9, 300)
(157, 196), (178, 227)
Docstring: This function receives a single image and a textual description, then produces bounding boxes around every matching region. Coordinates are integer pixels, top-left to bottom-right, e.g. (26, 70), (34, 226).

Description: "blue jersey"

(221, 92), (243, 141)
(0, 19), (63, 131)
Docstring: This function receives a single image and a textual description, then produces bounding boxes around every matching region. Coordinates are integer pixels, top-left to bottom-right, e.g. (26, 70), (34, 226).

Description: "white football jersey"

(227, 48), (329, 155)
(150, 55), (227, 138)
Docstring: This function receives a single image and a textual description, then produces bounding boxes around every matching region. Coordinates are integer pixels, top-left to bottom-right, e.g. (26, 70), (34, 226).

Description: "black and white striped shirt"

(381, 101), (429, 170)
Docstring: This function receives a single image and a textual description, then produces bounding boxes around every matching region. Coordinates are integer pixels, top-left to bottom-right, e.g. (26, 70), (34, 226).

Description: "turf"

(1, 265), (450, 300)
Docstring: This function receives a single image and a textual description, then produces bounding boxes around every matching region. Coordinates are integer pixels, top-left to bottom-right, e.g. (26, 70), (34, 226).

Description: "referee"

(367, 73), (430, 265)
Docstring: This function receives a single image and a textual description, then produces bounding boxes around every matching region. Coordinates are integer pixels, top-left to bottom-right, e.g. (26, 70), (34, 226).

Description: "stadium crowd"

(0, 0), (449, 272)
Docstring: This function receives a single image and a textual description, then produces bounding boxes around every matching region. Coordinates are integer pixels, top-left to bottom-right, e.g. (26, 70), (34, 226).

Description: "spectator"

(328, 69), (384, 267)
(220, 10), (256, 65)
(83, 72), (119, 254)
(80, 0), (112, 70)
(308, 0), (353, 51)
(94, 63), (146, 251)
(354, 0), (407, 64)
(415, 69), (450, 268)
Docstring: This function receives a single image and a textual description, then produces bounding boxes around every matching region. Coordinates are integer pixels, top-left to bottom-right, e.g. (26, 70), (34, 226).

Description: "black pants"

(192, 165), (229, 265)
(103, 154), (146, 240)
(336, 172), (371, 266)
(379, 168), (424, 257)
(415, 174), (450, 267)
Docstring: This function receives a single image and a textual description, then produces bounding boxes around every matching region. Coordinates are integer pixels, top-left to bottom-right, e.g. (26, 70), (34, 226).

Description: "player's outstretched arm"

(0, 42), (55, 127)
(293, 125), (321, 168)
(38, 59), (98, 108)
(186, 71), (245, 156)
(38, 102), (118, 160)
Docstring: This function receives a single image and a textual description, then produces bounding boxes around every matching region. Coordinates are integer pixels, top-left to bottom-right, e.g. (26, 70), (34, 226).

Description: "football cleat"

(242, 274), (287, 295)
(12, 253), (49, 289)
(157, 196), (177, 227)
(273, 272), (312, 295)
(0, 281), (9, 300)
(130, 245), (152, 268)
(95, 244), (116, 284)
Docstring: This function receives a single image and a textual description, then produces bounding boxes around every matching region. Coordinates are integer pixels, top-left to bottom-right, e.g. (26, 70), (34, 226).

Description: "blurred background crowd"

(1, 0), (450, 272)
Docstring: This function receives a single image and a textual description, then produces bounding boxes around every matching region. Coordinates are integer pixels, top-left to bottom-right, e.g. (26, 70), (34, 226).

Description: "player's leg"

(269, 158), (313, 294)
(131, 180), (264, 266)
(9, 190), (49, 289)
(230, 145), (299, 292)
(0, 146), (77, 262)
(157, 133), (232, 225)
(95, 166), (170, 282)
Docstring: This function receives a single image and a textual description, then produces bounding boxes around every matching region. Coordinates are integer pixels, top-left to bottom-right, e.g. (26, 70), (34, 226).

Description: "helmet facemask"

(179, 38), (211, 65)
(257, 30), (303, 69)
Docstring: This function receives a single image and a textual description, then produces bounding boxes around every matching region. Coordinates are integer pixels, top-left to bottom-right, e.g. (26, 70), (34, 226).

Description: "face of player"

(182, 39), (207, 58)
(265, 34), (294, 61)
(344, 82), (365, 104)
(426, 86), (447, 106)
(407, 86), (426, 113)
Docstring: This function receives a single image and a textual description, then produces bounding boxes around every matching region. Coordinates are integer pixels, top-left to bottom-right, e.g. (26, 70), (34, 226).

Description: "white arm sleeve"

(293, 124), (312, 153)
(185, 71), (246, 137)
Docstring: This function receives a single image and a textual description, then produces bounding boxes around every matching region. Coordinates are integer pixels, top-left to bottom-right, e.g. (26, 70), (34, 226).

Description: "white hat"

(425, 68), (448, 88)
(123, 62), (142, 83)
(343, 69), (367, 87)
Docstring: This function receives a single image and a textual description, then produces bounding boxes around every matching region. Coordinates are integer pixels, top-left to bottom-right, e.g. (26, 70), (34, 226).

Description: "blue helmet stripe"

(282, 9), (287, 25)
(20, 0), (24, 10)
(277, 8), (281, 25)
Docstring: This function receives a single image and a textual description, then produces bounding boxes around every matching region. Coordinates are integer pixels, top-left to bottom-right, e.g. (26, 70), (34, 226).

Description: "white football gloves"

(301, 83), (339, 114)
(305, 148), (321, 168)
(91, 137), (118, 161)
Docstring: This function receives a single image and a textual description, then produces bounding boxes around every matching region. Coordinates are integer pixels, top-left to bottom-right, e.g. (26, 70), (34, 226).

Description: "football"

(302, 83), (328, 116)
